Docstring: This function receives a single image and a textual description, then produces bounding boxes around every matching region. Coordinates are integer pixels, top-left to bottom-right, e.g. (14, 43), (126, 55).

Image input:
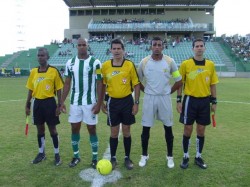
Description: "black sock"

(51, 134), (59, 154)
(141, 126), (150, 156)
(124, 136), (131, 158)
(183, 135), (190, 154)
(164, 126), (174, 157)
(196, 135), (205, 155)
(38, 134), (45, 153)
(110, 137), (118, 158)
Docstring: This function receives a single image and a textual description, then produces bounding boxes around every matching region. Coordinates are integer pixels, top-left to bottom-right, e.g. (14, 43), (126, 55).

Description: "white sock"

(196, 152), (201, 158)
(184, 153), (189, 158)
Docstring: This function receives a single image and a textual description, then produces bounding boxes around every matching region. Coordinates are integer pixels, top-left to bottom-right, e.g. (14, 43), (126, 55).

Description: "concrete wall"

(65, 9), (214, 40)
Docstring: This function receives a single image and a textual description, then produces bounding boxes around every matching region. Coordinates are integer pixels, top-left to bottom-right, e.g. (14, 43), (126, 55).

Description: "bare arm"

(210, 84), (216, 98)
(56, 89), (62, 105)
(210, 84), (217, 113)
(25, 90), (33, 116)
(92, 80), (104, 114)
(132, 83), (140, 115)
(176, 84), (183, 113)
(171, 79), (183, 94)
(60, 77), (71, 113)
(101, 84), (108, 114)
(96, 80), (104, 106)
(56, 89), (62, 116)
(140, 83), (145, 92)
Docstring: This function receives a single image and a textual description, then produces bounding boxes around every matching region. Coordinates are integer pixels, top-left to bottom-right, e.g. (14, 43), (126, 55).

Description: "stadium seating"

(1, 44), (59, 70)
(88, 20), (208, 32)
(48, 41), (225, 67)
(0, 41), (228, 72)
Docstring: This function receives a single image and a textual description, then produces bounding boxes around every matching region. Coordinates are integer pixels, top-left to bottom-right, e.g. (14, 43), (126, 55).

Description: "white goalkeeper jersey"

(138, 55), (181, 95)
(64, 55), (102, 105)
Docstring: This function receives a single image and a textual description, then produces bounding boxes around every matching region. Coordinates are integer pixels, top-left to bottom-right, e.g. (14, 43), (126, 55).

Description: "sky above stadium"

(0, 0), (249, 56)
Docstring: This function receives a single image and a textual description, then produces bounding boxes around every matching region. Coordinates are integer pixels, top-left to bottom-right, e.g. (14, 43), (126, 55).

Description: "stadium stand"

(221, 35), (250, 71)
(0, 44), (59, 76)
(1, 0), (249, 75)
(2, 44), (59, 70)
(48, 40), (225, 67)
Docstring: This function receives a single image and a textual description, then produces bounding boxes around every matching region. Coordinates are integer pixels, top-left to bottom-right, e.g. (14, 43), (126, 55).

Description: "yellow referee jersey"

(26, 66), (64, 99)
(102, 59), (140, 98)
(179, 58), (219, 97)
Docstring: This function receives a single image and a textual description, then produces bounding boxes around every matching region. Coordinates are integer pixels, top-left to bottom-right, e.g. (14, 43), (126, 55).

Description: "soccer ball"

(96, 159), (112, 175)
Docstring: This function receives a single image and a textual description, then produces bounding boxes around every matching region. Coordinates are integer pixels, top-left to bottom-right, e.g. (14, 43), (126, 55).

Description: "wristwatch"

(134, 100), (139, 104)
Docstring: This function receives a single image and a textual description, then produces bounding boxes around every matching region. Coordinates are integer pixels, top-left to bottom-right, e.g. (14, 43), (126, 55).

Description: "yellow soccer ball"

(96, 159), (112, 175)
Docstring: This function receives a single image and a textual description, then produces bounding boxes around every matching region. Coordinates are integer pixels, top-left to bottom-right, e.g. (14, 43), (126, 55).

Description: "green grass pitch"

(0, 77), (249, 186)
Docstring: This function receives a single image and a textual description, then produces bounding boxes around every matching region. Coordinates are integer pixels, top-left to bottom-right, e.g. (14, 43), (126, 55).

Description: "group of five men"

(25, 37), (218, 171)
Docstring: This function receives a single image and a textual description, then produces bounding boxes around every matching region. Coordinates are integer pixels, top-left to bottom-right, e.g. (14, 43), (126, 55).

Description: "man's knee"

(122, 125), (131, 137)
(87, 125), (96, 135)
(184, 125), (193, 136)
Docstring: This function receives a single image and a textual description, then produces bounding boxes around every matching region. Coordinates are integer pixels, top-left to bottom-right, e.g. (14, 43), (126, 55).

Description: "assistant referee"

(25, 47), (64, 166)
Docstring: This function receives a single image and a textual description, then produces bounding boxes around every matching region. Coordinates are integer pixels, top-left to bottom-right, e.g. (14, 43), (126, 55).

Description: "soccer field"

(0, 77), (249, 187)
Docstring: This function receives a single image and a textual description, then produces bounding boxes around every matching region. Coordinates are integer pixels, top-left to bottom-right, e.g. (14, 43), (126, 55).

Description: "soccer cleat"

(110, 157), (117, 170)
(194, 157), (207, 169)
(54, 153), (61, 166)
(32, 153), (46, 164)
(124, 158), (134, 170)
(180, 157), (189, 169)
(69, 157), (81, 167)
(166, 156), (175, 168)
(91, 160), (97, 169)
(139, 155), (149, 167)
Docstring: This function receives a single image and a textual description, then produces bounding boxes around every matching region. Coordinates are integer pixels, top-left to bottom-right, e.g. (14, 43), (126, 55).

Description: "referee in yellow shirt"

(25, 48), (64, 166)
(177, 39), (219, 169)
(101, 38), (140, 170)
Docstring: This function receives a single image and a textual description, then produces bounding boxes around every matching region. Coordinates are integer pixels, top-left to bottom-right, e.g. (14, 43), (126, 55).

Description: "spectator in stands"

(101, 38), (140, 170)
(127, 51), (134, 58)
(137, 36), (182, 168)
(177, 38), (218, 169)
(67, 49), (72, 56)
(25, 47), (64, 166)
(172, 40), (176, 48)
(106, 48), (110, 55)
(60, 67), (65, 76)
(60, 38), (103, 169)
(145, 45), (150, 51)
(244, 57), (248, 63)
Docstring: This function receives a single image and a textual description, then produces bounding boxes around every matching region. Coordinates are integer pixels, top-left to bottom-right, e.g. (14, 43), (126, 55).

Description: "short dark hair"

(37, 47), (49, 57)
(111, 38), (124, 50)
(192, 38), (205, 48)
(151, 36), (163, 45)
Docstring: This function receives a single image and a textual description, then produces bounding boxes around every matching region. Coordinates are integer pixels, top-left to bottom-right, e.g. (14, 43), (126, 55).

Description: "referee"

(25, 48), (64, 166)
(177, 38), (219, 169)
(101, 38), (140, 170)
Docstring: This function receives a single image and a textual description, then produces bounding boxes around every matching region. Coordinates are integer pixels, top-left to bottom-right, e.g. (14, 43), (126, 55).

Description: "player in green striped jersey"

(61, 38), (103, 168)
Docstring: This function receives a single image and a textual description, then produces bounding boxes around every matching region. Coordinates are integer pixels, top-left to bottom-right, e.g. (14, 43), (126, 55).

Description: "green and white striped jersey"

(65, 56), (102, 105)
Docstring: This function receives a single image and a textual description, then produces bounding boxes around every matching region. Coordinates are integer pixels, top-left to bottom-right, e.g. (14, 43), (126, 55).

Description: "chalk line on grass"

(79, 125), (123, 187)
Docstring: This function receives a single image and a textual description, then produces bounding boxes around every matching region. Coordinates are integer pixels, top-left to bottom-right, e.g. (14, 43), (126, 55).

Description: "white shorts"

(141, 94), (173, 127)
(68, 104), (98, 125)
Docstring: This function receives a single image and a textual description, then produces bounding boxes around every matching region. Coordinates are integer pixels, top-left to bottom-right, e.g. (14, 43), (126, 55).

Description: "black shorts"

(107, 94), (135, 126)
(179, 95), (210, 126)
(33, 97), (60, 126)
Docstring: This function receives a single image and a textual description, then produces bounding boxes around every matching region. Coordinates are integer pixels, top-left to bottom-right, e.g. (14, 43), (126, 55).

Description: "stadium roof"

(63, 0), (218, 8)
